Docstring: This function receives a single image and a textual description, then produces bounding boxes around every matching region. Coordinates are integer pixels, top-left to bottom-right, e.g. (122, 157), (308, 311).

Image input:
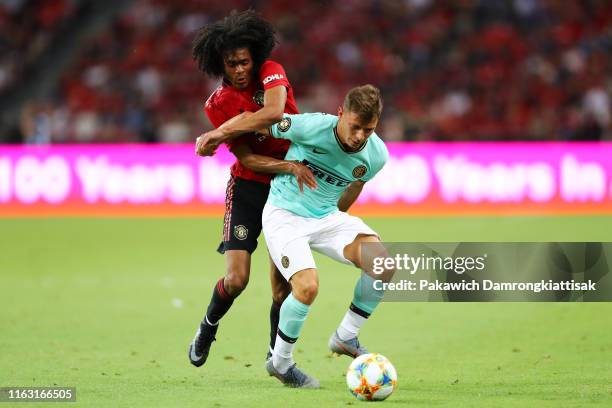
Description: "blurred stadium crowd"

(1, 0), (611, 143)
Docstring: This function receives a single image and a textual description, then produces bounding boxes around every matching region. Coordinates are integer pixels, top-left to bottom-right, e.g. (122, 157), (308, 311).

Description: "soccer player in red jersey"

(188, 10), (316, 368)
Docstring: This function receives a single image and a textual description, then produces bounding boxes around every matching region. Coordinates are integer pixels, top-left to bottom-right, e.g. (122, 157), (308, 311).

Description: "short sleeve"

(363, 137), (389, 181)
(269, 113), (311, 143)
(259, 60), (290, 90)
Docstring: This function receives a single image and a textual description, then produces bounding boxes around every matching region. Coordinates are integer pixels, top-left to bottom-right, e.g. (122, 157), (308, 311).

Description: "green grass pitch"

(1, 216), (612, 407)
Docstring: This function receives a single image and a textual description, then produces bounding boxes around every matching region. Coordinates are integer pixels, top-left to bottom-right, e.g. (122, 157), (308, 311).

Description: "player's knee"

(302, 282), (318, 303)
(225, 268), (250, 295)
(295, 283), (318, 304)
(291, 271), (319, 304)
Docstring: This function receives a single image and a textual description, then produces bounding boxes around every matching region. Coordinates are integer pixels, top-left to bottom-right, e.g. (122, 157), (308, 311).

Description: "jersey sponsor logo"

(312, 147), (327, 154)
(352, 165), (367, 179)
(277, 117), (291, 132)
(253, 90), (264, 106)
(302, 160), (351, 187)
(281, 255), (290, 268)
(234, 225), (248, 240)
(263, 73), (285, 85)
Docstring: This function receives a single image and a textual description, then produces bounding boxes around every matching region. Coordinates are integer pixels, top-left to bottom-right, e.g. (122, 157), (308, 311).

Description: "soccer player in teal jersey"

(244, 84), (391, 388)
(266, 110), (388, 218)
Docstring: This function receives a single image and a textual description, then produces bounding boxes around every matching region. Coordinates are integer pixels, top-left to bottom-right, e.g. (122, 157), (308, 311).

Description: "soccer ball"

(346, 353), (398, 401)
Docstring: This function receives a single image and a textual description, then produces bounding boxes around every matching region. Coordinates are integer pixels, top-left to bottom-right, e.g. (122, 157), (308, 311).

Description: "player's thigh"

(269, 255), (291, 302)
(343, 234), (386, 271)
(262, 203), (316, 282)
(217, 177), (268, 255)
(311, 212), (379, 267)
(346, 235), (395, 283)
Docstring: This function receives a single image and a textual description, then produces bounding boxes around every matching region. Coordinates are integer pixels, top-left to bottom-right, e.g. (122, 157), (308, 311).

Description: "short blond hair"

(343, 84), (383, 122)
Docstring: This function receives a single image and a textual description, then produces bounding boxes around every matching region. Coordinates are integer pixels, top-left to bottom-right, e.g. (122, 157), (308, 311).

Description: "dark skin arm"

(338, 181), (366, 212)
(196, 111), (316, 191)
(231, 144), (318, 192)
(196, 86), (286, 156)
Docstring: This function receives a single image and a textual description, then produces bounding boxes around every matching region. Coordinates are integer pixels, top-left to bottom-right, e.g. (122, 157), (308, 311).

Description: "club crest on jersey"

(352, 165), (367, 179)
(253, 90), (264, 106)
(234, 225), (248, 240)
(281, 255), (290, 268)
(277, 117), (291, 132)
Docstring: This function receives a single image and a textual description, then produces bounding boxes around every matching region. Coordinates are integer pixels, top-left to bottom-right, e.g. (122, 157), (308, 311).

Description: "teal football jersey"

(268, 113), (389, 218)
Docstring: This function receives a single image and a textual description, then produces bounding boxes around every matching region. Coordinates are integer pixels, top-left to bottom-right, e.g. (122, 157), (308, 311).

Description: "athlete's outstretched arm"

(196, 86), (286, 156)
(231, 144), (317, 192)
(195, 112), (275, 156)
(338, 181), (366, 212)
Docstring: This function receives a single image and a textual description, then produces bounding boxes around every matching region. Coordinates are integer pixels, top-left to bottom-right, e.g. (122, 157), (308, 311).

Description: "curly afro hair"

(192, 10), (277, 78)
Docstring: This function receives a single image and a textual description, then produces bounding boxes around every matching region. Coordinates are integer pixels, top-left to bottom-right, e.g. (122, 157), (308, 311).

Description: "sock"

(337, 307), (368, 341)
(336, 274), (384, 339)
(203, 278), (235, 326)
(272, 293), (310, 373)
(269, 300), (282, 352)
(351, 273), (384, 315)
(273, 334), (295, 374)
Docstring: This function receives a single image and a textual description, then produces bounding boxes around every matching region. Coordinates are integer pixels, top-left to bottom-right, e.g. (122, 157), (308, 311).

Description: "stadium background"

(1, 1), (611, 407)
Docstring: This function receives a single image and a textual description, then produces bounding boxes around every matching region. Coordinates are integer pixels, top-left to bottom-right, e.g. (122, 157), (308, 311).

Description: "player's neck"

(334, 127), (366, 153)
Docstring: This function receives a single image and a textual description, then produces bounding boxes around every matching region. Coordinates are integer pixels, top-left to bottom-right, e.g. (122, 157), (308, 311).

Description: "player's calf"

(330, 274), (382, 359)
(268, 263), (291, 360)
(188, 276), (236, 367)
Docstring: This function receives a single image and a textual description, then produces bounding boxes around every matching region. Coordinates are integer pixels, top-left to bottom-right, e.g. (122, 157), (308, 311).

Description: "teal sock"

(273, 293), (310, 373)
(351, 273), (384, 315)
(278, 293), (310, 339)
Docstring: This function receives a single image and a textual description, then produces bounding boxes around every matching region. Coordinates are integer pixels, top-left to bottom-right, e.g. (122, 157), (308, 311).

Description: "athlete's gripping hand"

(290, 161), (318, 193)
(195, 130), (222, 157)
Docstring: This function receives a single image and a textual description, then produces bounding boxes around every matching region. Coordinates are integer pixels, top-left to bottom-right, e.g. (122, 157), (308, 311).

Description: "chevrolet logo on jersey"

(302, 160), (351, 187)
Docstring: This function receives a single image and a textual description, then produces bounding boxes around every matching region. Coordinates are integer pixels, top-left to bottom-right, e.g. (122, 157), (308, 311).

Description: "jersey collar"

(333, 126), (368, 154)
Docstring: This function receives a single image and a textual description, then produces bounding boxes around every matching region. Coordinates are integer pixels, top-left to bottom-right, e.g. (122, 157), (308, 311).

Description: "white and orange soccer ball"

(346, 353), (398, 401)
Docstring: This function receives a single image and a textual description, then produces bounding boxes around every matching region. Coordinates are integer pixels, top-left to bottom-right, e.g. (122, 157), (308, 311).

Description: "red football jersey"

(204, 60), (299, 184)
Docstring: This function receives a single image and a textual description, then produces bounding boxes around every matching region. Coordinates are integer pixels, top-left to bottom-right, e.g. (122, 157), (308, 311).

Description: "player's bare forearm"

(236, 151), (295, 174)
(195, 86), (286, 157)
(218, 111), (252, 130)
(220, 113), (271, 137)
(338, 181), (366, 212)
(219, 108), (281, 139)
(232, 144), (317, 192)
(218, 86), (286, 141)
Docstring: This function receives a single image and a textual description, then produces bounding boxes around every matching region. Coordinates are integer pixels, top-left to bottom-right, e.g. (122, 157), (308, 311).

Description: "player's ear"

(337, 106), (343, 118)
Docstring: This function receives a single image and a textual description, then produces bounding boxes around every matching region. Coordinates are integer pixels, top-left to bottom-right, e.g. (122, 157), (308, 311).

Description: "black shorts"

(217, 175), (270, 254)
